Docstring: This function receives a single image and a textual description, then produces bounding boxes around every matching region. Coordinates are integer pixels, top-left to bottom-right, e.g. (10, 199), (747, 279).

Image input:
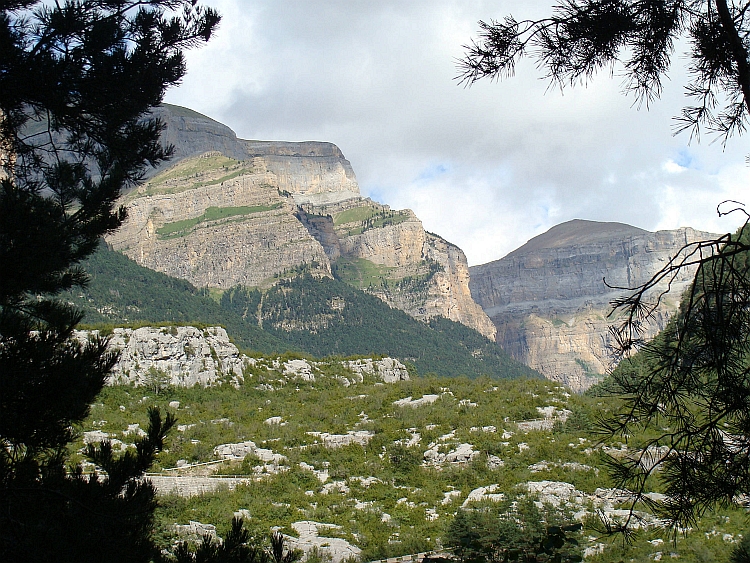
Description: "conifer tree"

(0, 2), (219, 560)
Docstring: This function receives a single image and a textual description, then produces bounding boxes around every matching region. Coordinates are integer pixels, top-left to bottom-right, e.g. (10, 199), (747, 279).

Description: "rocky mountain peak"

(505, 219), (648, 257)
(470, 221), (718, 391)
(108, 104), (495, 339)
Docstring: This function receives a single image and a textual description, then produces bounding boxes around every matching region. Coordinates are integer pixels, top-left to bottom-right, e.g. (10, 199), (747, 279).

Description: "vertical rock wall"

(470, 220), (717, 390)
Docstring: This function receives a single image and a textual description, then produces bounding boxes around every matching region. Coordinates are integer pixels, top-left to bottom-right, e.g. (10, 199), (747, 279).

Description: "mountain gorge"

(102, 104), (718, 391)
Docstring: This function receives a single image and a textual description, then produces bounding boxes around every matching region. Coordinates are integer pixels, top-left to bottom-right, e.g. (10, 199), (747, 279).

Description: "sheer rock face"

(470, 220), (717, 391)
(109, 104), (494, 338)
(299, 199), (496, 339)
(110, 169), (331, 288)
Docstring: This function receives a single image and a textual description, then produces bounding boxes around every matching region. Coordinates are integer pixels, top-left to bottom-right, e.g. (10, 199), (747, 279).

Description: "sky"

(164, 0), (750, 266)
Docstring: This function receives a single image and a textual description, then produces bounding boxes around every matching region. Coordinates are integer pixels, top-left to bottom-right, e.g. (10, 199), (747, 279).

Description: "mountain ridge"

(469, 219), (718, 390)
(110, 104), (496, 339)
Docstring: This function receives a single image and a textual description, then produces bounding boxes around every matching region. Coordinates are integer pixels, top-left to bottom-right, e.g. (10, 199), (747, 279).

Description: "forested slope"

(68, 245), (539, 380)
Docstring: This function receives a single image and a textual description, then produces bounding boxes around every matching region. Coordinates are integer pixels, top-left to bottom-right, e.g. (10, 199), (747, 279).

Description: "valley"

(66, 104), (744, 562)
(103, 104), (713, 392)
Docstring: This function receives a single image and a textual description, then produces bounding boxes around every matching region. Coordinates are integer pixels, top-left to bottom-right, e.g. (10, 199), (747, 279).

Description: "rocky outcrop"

(285, 521), (362, 563)
(470, 220), (717, 391)
(345, 357), (411, 383)
(110, 104), (495, 338)
(76, 326), (246, 387)
(213, 441), (286, 464)
(77, 325), (413, 388)
(151, 477), (251, 497)
(420, 233), (497, 338)
(245, 141), (360, 205)
(109, 155), (331, 288)
(305, 198), (496, 339)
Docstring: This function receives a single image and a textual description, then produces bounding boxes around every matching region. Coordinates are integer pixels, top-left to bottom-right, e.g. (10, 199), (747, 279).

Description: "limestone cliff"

(300, 198), (496, 338)
(108, 153), (331, 288)
(150, 104), (248, 162)
(470, 220), (717, 391)
(76, 326), (246, 387)
(108, 104), (494, 338)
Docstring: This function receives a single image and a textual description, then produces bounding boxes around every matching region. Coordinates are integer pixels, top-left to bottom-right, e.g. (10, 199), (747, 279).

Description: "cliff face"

(109, 104), (495, 339)
(470, 220), (716, 390)
(306, 200), (496, 337)
(108, 153), (332, 288)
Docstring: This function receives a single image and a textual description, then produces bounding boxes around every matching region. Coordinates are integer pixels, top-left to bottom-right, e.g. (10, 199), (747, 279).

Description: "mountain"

(469, 219), (718, 391)
(69, 244), (537, 380)
(108, 104), (494, 339)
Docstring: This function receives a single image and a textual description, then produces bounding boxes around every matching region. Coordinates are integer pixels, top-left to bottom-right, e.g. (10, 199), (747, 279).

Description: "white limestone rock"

(285, 521), (361, 563)
(77, 326), (245, 387)
(462, 484), (505, 507)
(487, 454), (505, 469)
(283, 359), (315, 381)
(173, 521), (218, 541)
(346, 357), (411, 383)
(424, 443), (479, 465)
(307, 431), (374, 448)
(213, 440), (286, 464)
(320, 480), (350, 495)
(83, 430), (109, 444)
(394, 394), (440, 408)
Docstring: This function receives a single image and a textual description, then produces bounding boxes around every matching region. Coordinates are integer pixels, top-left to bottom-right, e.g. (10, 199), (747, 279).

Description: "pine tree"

(0, 2), (219, 561)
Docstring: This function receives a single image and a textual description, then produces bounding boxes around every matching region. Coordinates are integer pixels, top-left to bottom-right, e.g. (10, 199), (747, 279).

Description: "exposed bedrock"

(470, 219), (717, 390)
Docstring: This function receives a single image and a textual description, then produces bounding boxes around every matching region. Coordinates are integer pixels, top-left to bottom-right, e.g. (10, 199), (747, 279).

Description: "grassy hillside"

(68, 245), (538, 380)
(80, 368), (746, 563)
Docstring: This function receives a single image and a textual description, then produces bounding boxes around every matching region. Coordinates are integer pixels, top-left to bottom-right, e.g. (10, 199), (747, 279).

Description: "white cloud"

(662, 160), (686, 174)
(166, 0), (750, 264)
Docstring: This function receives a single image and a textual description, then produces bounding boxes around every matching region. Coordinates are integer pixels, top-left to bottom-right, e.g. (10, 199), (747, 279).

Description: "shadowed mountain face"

(110, 104), (495, 339)
(470, 219), (717, 391)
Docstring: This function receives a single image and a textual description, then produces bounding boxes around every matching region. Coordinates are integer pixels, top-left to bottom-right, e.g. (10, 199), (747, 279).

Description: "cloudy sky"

(165, 0), (750, 266)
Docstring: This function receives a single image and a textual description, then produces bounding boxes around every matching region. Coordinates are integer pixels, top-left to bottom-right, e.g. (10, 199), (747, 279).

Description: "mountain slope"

(69, 245), (538, 380)
(221, 276), (537, 380)
(469, 219), (718, 391)
(69, 243), (290, 353)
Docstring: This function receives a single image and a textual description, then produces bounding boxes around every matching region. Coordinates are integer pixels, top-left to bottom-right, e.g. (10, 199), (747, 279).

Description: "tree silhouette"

(0, 2), (218, 560)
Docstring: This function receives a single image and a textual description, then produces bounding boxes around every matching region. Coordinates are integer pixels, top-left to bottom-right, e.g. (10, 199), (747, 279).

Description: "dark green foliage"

(458, 0), (750, 143)
(0, 2), (218, 561)
(444, 500), (583, 562)
(4, 407), (175, 562)
(731, 533), (750, 563)
(427, 316), (536, 378)
(222, 275), (541, 379)
(601, 221), (750, 529)
(67, 243), (289, 353)
(171, 522), (302, 563)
